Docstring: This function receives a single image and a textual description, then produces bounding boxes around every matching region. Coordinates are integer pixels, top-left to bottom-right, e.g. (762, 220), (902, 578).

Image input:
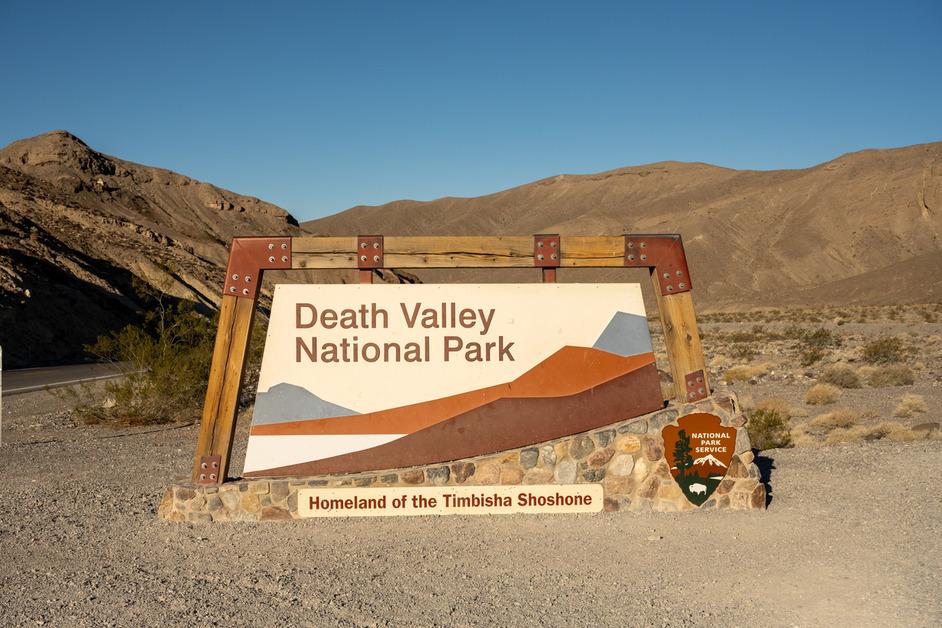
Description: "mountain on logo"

(693, 454), (727, 469)
(252, 383), (360, 425)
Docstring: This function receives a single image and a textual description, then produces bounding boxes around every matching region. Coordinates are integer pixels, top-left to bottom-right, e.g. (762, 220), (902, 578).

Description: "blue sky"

(2, 1), (940, 220)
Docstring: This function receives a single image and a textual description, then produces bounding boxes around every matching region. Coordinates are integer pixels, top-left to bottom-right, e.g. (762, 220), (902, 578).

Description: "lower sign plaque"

(298, 485), (603, 518)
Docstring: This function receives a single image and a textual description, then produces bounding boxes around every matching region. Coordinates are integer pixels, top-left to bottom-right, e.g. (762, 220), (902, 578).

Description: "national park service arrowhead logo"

(662, 413), (736, 506)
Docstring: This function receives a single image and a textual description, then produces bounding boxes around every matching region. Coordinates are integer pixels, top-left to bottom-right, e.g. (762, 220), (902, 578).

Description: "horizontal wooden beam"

(291, 235), (630, 269)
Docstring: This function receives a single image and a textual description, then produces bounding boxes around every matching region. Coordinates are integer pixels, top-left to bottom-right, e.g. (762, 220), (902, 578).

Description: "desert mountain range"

(1, 130), (940, 367)
(305, 142), (942, 308)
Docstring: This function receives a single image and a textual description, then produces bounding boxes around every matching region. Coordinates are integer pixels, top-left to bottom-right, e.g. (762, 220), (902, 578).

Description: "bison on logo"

(662, 413), (736, 506)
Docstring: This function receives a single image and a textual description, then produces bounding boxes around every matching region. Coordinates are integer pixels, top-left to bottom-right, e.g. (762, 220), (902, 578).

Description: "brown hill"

(250, 346), (657, 436)
(0, 131), (303, 366)
(303, 143), (942, 309)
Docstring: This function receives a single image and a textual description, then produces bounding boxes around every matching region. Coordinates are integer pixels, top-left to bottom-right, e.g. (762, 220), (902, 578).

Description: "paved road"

(1, 362), (127, 396)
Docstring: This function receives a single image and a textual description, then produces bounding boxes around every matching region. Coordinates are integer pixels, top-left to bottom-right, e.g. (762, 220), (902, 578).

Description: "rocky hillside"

(0, 131), (301, 367)
(304, 142), (942, 308)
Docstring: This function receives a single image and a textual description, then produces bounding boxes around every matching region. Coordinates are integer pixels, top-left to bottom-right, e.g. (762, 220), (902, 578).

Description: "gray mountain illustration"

(252, 383), (359, 425)
(593, 312), (654, 357)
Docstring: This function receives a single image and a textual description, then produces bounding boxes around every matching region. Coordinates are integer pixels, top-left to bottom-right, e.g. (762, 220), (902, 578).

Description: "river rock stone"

(249, 481), (270, 494)
(727, 456), (747, 479)
(643, 437), (664, 461)
(471, 462), (499, 485)
(219, 489), (240, 511)
(619, 418), (647, 434)
(427, 466), (450, 485)
(540, 445), (556, 467)
(174, 487), (196, 502)
(270, 481), (289, 501)
(260, 506), (292, 521)
(520, 448), (539, 469)
(500, 465), (524, 485)
(240, 494), (260, 512)
(523, 468), (553, 484)
(596, 430), (615, 447)
(587, 447), (614, 467)
(608, 453), (635, 476)
(401, 469), (425, 485)
(735, 428), (751, 454)
(570, 435), (595, 460)
(554, 458), (577, 484)
(750, 483), (766, 509)
(450, 462), (475, 484)
(649, 408), (679, 430)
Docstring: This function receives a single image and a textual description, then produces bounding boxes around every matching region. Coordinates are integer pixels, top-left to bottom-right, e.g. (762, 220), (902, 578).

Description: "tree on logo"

(673, 429), (694, 480)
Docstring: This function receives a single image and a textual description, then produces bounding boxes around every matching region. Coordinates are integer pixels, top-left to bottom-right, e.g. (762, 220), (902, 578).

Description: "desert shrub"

(862, 335), (907, 364)
(799, 346), (827, 366)
(69, 279), (266, 426)
(805, 383), (842, 405)
(867, 364), (915, 387)
(73, 298), (217, 425)
(802, 327), (840, 349)
(747, 408), (793, 450)
(724, 363), (771, 383)
(893, 394), (928, 418)
(794, 327), (840, 366)
(819, 363), (861, 389)
(729, 343), (758, 361)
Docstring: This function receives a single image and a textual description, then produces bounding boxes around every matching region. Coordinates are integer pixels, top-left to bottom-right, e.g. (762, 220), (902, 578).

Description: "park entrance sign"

(160, 235), (767, 522)
(243, 283), (662, 476)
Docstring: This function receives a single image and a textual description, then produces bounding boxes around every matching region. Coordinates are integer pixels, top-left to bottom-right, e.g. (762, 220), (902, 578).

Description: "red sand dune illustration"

(246, 360), (663, 477)
(251, 347), (655, 437)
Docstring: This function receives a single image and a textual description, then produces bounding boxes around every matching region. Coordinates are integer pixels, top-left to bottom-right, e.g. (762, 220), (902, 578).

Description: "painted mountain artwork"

(242, 283), (663, 476)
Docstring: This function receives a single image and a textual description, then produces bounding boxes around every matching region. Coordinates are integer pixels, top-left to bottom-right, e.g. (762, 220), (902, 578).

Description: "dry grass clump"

(794, 408), (862, 446)
(819, 363), (861, 389)
(805, 383), (842, 405)
(824, 421), (919, 445)
(866, 364), (915, 387)
(808, 408), (861, 432)
(893, 394), (927, 418)
(755, 397), (807, 418)
(724, 362), (771, 383)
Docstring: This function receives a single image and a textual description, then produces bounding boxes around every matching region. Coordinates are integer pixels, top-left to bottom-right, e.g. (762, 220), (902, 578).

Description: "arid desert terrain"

(1, 131), (941, 625)
(1, 306), (939, 626)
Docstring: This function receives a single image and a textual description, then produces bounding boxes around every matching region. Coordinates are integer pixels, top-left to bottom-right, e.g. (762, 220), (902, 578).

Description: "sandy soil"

(0, 388), (940, 627)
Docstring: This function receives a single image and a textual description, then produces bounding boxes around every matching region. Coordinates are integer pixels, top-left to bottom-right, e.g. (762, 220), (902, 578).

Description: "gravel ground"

(1, 389), (940, 627)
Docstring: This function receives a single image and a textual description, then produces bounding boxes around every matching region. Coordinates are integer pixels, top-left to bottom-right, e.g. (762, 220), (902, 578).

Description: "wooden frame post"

(191, 237), (291, 484)
(192, 233), (708, 484)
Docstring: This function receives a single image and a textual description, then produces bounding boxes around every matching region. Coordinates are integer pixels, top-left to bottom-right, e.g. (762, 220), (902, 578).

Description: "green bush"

(862, 335), (907, 364)
(74, 297), (217, 425)
(747, 408), (793, 450)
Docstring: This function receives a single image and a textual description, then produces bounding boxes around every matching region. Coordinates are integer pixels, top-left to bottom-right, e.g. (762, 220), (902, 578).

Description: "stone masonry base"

(158, 393), (765, 523)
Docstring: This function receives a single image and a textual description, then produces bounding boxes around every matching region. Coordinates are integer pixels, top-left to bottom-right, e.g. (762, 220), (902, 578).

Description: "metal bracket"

(223, 237), (292, 299)
(357, 235), (384, 269)
(534, 234), (560, 267)
(624, 234), (692, 296)
(196, 454), (221, 484)
(685, 369), (708, 402)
